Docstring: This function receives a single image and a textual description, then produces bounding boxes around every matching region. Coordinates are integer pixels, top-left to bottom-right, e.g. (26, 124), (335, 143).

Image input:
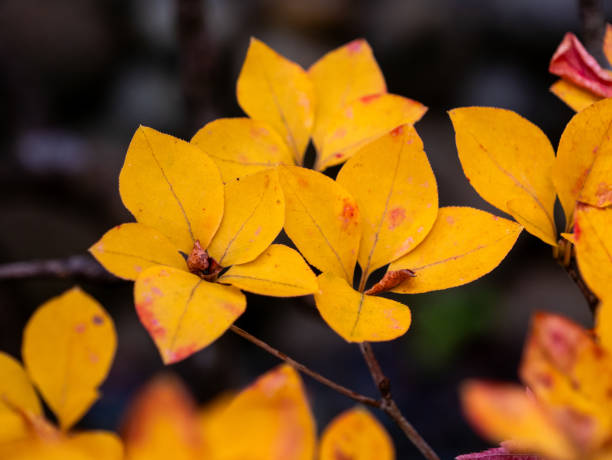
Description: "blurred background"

(0, 0), (608, 458)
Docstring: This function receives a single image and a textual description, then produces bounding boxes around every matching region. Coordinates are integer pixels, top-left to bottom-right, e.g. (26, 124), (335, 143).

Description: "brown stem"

(0, 255), (117, 282)
(359, 342), (440, 460)
(554, 239), (599, 314)
(230, 325), (379, 408)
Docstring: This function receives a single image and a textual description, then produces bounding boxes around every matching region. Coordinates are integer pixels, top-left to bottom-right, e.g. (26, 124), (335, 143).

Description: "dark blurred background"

(0, 0), (607, 458)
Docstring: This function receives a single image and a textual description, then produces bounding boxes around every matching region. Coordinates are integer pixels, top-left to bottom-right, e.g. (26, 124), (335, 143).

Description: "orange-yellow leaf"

(134, 266), (246, 364)
(550, 79), (600, 112)
(596, 298), (612, 353)
(218, 244), (317, 297)
(449, 107), (557, 245)
(89, 223), (186, 281)
(278, 166), (360, 283)
(309, 39), (386, 151)
(461, 381), (575, 460)
(22, 288), (117, 430)
(336, 124), (438, 278)
(319, 407), (394, 460)
(605, 24), (612, 67)
(67, 431), (123, 460)
(191, 118), (294, 182)
(555, 98), (612, 227)
(207, 169), (284, 266)
(237, 38), (314, 164)
(203, 365), (316, 460)
(119, 126), (224, 254)
(122, 375), (205, 460)
(573, 204), (612, 300)
(389, 207), (522, 294)
(0, 352), (42, 443)
(315, 94), (427, 170)
(314, 273), (411, 342)
(520, 314), (612, 445)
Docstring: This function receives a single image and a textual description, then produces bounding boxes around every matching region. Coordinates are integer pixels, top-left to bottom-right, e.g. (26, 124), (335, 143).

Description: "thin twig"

(0, 255), (117, 282)
(554, 240), (599, 314)
(230, 325), (380, 408)
(578, 0), (607, 66)
(359, 342), (441, 460)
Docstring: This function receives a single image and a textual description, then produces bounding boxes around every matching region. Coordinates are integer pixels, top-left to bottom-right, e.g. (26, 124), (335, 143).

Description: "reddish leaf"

(456, 447), (543, 460)
(364, 269), (415, 295)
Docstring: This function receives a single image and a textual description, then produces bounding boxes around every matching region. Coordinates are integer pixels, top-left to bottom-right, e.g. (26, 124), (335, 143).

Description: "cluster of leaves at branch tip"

(0, 289), (396, 459)
(89, 37), (524, 364)
(456, 24), (612, 460)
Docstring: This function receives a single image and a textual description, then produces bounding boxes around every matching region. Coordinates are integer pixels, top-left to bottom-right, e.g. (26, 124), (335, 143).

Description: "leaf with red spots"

(389, 207), (522, 294)
(134, 266), (246, 364)
(191, 117), (295, 182)
(218, 244), (318, 297)
(89, 223), (186, 281)
(201, 365), (316, 460)
(554, 98), (612, 228)
(237, 38), (314, 164)
(314, 94), (427, 170)
(22, 288), (117, 430)
(549, 33), (612, 98)
(573, 204), (612, 302)
(336, 124), (438, 280)
(319, 407), (394, 460)
(278, 165), (361, 283)
(450, 107), (557, 245)
(314, 273), (411, 342)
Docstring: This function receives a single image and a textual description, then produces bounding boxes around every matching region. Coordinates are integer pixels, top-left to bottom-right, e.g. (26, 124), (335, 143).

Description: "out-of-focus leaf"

(596, 298), (612, 353)
(605, 24), (612, 66)
(389, 207), (522, 294)
(309, 39), (386, 151)
(237, 38), (314, 164)
(456, 447), (543, 460)
(134, 266), (246, 364)
(319, 407), (394, 460)
(550, 79), (600, 112)
(22, 288), (116, 430)
(207, 169), (284, 267)
(461, 381), (575, 460)
(203, 365), (316, 460)
(278, 166), (360, 283)
(122, 375), (205, 460)
(337, 124), (437, 279)
(218, 244), (317, 297)
(554, 98), (612, 228)
(67, 431), (123, 460)
(314, 273), (411, 342)
(549, 33), (612, 98)
(89, 223), (186, 281)
(119, 126), (224, 253)
(449, 107), (557, 245)
(191, 118), (294, 182)
(573, 204), (612, 300)
(315, 94), (426, 170)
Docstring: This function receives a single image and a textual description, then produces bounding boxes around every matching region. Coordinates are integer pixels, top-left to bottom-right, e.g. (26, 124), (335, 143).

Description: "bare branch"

(0, 255), (117, 282)
(579, 0), (607, 66)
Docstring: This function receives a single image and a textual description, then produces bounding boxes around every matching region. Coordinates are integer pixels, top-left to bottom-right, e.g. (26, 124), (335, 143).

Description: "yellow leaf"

(449, 107), (557, 245)
(278, 166), (361, 283)
(597, 298), (612, 353)
(550, 79), (600, 112)
(89, 223), (186, 281)
(207, 169), (284, 266)
(604, 24), (612, 67)
(0, 352), (42, 443)
(315, 94), (427, 170)
(67, 431), (123, 460)
(237, 38), (314, 164)
(319, 407), (394, 460)
(389, 207), (522, 294)
(555, 98), (612, 226)
(218, 244), (318, 297)
(461, 381), (576, 460)
(204, 365), (316, 460)
(0, 439), (97, 460)
(122, 375), (205, 460)
(314, 273), (411, 342)
(191, 118), (294, 182)
(309, 39), (386, 151)
(574, 204), (612, 300)
(336, 124), (438, 279)
(119, 126), (224, 254)
(22, 288), (117, 431)
(134, 266), (246, 364)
